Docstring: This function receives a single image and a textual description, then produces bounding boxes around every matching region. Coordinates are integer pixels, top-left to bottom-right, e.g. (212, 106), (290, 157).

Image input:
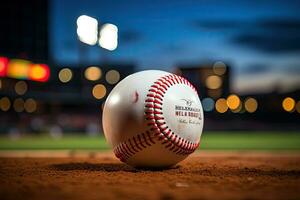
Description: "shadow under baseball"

(50, 162), (136, 172)
(50, 162), (180, 172)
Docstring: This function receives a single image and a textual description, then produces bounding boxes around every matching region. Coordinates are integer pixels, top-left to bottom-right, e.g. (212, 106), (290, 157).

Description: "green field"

(0, 132), (300, 150)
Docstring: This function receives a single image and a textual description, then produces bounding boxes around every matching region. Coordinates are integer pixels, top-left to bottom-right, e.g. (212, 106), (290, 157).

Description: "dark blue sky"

(50, 0), (300, 93)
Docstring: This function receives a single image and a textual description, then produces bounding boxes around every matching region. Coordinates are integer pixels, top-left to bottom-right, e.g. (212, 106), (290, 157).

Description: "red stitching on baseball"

(126, 142), (135, 155)
(133, 136), (142, 151)
(137, 135), (147, 148)
(113, 74), (200, 162)
(142, 133), (150, 146)
(113, 132), (157, 160)
(144, 74), (199, 155)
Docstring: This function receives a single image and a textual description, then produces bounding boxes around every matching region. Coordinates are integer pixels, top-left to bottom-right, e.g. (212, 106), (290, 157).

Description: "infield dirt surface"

(0, 151), (300, 200)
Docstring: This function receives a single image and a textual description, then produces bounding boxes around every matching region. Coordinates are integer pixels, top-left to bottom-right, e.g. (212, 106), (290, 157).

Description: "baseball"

(103, 70), (204, 168)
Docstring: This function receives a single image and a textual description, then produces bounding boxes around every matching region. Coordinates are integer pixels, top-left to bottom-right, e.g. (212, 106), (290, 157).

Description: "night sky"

(50, 0), (300, 93)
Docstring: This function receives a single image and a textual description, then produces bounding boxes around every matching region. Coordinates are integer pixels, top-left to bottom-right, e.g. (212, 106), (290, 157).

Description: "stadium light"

(58, 68), (73, 83)
(3, 58), (50, 82)
(92, 84), (106, 99)
(85, 66), (102, 81)
(231, 103), (242, 113)
(206, 75), (222, 89)
(213, 61), (227, 75)
(14, 81), (28, 95)
(105, 69), (120, 84)
(7, 59), (30, 79)
(282, 97), (295, 112)
(244, 97), (258, 113)
(13, 98), (24, 113)
(0, 97), (11, 111)
(99, 23), (118, 51)
(215, 98), (228, 113)
(202, 97), (215, 112)
(29, 64), (50, 82)
(227, 94), (241, 110)
(24, 98), (37, 113)
(296, 101), (300, 113)
(0, 57), (9, 77)
(77, 15), (98, 45)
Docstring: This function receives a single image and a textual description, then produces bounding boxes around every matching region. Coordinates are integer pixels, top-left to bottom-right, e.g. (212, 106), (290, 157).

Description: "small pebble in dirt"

(175, 182), (189, 187)
(247, 177), (254, 181)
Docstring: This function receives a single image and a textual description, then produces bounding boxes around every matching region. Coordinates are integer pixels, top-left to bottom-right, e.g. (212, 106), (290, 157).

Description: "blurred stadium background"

(0, 0), (299, 151)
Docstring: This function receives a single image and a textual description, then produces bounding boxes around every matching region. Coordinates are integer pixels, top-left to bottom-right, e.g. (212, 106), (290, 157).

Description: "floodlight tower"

(76, 15), (118, 64)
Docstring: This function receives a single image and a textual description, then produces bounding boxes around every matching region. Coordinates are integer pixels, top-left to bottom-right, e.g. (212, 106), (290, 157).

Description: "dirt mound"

(0, 152), (300, 200)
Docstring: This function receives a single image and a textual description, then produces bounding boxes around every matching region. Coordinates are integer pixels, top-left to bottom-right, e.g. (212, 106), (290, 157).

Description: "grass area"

(200, 132), (300, 150)
(0, 132), (300, 150)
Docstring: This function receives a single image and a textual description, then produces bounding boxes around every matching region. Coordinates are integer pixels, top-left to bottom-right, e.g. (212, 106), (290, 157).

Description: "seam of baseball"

(114, 131), (156, 162)
(145, 74), (200, 153)
(114, 74), (200, 163)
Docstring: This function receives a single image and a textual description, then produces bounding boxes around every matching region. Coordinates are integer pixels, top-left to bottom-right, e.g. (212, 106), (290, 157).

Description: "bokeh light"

(227, 94), (240, 110)
(7, 59), (30, 79)
(213, 61), (227, 75)
(215, 98), (228, 113)
(85, 66), (102, 81)
(231, 103), (242, 113)
(205, 75), (222, 89)
(59, 68), (73, 83)
(24, 98), (37, 113)
(29, 64), (50, 82)
(105, 70), (120, 84)
(99, 23), (118, 51)
(15, 81), (28, 95)
(76, 15), (98, 45)
(92, 84), (106, 99)
(244, 98), (258, 113)
(282, 97), (295, 112)
(202, 97), (215, 112)
(296, 101), (300, 114)
(0, 97), (11, 111)
(13, 98), (24, 112)
(0, 57), (9, 76)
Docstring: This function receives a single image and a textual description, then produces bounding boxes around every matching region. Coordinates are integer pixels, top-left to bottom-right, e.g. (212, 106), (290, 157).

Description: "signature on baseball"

(181, 99), (194, 106)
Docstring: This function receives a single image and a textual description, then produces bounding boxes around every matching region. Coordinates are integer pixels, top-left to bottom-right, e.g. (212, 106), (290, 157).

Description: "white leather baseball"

(103, 70), (204, 168)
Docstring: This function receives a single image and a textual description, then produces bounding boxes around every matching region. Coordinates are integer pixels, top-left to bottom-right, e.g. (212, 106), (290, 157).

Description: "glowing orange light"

(7, 59), (30, 79)
(215, 98), (228, 113)
(245, 98), (258, 113)
(0, 97), (11, 111)
(15, 81), (28, 95)
(0, 57), (9, 77)
(13, 98), (24, 112)
(1, 58), (50, 82)
(85, 66), (101, 81)
(29, 64), (50, 82)
(59, 68), (73, 83)
(92, 84), (106, 99)
(282, 97), (295, 112)
(227, 94), (241, 110)
(24, 98), (37, 113)
(206, 75), (222, 89)
(296, 101), (300, 114)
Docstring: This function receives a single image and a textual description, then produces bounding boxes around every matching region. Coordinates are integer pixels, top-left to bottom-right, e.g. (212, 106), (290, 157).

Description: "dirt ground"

(0, 151), (300, 200)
